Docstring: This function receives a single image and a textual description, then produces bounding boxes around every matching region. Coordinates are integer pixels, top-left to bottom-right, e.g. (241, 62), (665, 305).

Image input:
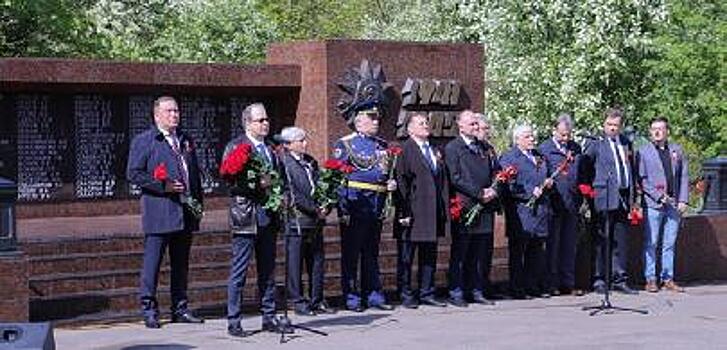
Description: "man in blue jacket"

(579, 107), (639, 295)
(127, 96), (204, 328)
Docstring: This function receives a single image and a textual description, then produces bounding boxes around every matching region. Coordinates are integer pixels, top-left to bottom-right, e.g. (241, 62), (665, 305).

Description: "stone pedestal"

(0, 250), (28, 322)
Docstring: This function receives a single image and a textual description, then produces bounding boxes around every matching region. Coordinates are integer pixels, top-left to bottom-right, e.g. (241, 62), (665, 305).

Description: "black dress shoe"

(346, 304), (365, 313)
(227, 325), (251, 337)
(613, 282), (638, 295)
(420, 297), (447, 307)
(144, 315), (161, 329)
(370, 302), (395, 311)
(294, 305), (316, 316)
(471, 295), (496, 305)
(171, 311), (204, 324)
(448, 297), (468, 308)
(312, 302), (336, 314)
(402, 300), (419, 309)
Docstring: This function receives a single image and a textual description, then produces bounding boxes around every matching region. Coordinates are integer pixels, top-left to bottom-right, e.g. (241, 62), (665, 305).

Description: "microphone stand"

(277, 151), (329, 343)
(582, 168), (647, 316)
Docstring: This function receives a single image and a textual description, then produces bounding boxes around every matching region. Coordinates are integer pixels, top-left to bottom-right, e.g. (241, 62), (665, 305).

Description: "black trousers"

(593, 208), (630, 285)
(226, 226), (277, 327)
(546, 211), (578, 290)
(286, 227), (325, 307)
(397, 240), (438, 302)
(140, 231), (192, 317)
(448, 232), (493, 299)
(340, 215), (383, 306)
(508, 235), (546, 293)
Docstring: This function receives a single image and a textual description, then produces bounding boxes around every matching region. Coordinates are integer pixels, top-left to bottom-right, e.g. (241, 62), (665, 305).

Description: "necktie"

(468, 143), (481, 156)
(422, 143), (436, 171)
(169, 135), (189, 193)
(256, 143), (270, 165)
(611, 138), (627, 188)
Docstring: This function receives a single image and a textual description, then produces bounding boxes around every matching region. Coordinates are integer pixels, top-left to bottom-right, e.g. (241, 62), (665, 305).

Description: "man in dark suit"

(445, 110), (498, 307)
(501, 124), (554, 299)
(538, 114), (583, 296)
(126, 96), (204, 328)
(580, 107), (639, 295)
(224, 103), (285, 337)
(279, 126), (334, 315)
(394, 113), (449, 309)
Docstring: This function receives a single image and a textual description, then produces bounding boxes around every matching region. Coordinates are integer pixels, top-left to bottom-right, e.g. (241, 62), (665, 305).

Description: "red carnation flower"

(449, 196), (463, 222)
(324, 159), (344, 170)
(387, 146), (403, 157)
(340, 164), (355, 174)
(578, 184), (596, 199)
(153, 163), (168, 182)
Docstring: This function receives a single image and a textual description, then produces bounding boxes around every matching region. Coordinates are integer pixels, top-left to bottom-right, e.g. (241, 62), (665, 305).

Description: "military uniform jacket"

(394, 138), (450, 242)
(222, 134), (283, 235)
(444, 136), (498, 235)
(127, 126), (203, 234)
(332, 132), (389, 219)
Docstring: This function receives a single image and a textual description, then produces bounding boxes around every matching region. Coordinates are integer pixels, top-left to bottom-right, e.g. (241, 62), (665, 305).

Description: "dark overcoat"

(394, 138), (450, 242)
(444, 136), (497, 235)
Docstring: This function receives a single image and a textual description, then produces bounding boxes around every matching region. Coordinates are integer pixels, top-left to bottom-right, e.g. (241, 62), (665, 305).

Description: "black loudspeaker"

(0, 323), (55, 350)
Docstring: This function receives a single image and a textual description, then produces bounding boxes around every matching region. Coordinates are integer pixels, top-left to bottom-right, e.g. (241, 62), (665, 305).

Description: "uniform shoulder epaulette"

(340, 133), (357, 141)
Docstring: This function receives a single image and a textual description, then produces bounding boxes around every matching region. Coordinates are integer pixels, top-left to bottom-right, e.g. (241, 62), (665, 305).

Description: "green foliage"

(257, 0), (365, 41)
(0, 0), (98, 57)
(642, 0), (726, 158)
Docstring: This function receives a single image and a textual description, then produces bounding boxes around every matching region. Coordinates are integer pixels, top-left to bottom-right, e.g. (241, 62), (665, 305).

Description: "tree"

(642, 0), (726, 159)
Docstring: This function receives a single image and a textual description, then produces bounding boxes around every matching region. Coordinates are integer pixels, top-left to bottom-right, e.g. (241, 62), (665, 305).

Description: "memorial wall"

(0, 58), (300, 216)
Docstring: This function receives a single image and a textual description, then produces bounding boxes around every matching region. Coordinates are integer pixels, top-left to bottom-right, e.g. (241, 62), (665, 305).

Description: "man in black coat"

(279, 126), (334, 316)
(538, 114), (583, 296)
(394, 113), (449, 309)
(126, 96), (204, 328)
(579, 107), (639, 295)
(223, 103), (285, 337)
(444, 110), (499, 307)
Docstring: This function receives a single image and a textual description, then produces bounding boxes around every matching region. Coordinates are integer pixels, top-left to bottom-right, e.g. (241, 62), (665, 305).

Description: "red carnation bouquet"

(152, 162), (204, 219)
(380, 145), (403, 220)
(460, 165), (518, 227)
(313, 159), (354, 210)
(219, 143), (283, 212)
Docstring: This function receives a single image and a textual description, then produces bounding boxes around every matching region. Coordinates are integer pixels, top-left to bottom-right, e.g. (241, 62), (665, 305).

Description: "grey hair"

(511, 124), (533, 144)
(241, 102), (266, 129)
(475, 112), (490, 125)
(554, 113), (573, 129)
(280, 126), (306, 143)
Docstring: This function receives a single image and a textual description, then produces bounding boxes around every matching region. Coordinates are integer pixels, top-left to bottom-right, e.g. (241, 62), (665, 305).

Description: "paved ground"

(54, 284), (727, 350)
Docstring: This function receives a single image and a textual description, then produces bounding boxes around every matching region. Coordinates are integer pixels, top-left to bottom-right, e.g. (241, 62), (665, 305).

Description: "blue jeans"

(643, 206), (681, 282)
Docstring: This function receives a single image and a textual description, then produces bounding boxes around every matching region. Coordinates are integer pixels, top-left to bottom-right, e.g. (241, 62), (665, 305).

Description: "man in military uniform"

(333, 105), (396, 312)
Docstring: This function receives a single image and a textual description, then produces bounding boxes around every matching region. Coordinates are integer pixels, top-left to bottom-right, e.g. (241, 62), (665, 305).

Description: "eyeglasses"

(251, 118), (269, 123)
